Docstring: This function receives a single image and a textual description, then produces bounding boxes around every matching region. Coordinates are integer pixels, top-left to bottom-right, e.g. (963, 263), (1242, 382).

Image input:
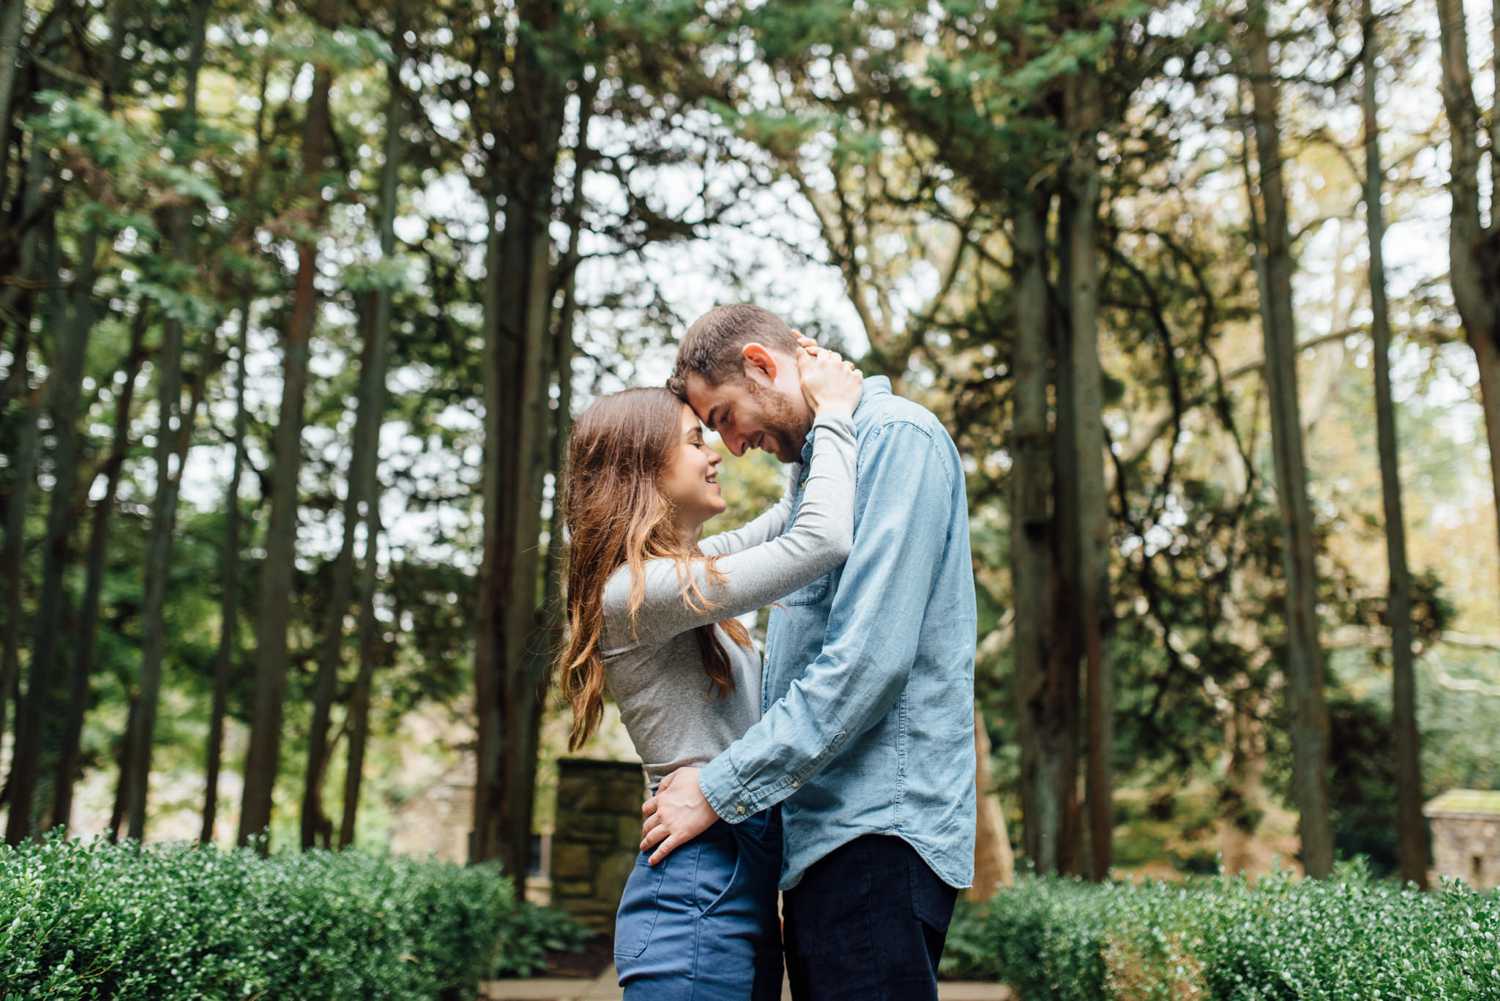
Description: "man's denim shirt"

(699, 375), (978, 891)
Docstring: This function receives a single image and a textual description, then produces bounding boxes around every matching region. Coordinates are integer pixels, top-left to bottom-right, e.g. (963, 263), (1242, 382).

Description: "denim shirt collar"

(800, 375), (891, 464)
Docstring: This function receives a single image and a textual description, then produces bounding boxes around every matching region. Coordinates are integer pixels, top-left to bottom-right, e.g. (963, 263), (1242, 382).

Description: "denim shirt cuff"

(699, 753), (749, 824)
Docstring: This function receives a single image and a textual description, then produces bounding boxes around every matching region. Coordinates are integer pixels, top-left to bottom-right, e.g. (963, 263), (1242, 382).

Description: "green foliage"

(0, 830), (586, 1000)
(490, 898), (594, 978)
(265, 25), (395, 71)
(29, 92), (226, 214)
(28, 91), (139, 170)
(342, 255), (421, 295)
(1324, 693), (1401, 875)
(942, 864), (1500, 1000)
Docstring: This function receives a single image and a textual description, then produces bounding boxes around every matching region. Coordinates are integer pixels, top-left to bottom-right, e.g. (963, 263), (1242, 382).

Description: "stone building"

(549, 758), (650, 934)
(1425, 789), (1500, 890)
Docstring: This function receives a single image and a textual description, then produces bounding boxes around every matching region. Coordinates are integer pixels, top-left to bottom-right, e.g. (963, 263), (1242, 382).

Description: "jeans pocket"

(907, 850), (956, 935)
(737, 806), (774, 838)
(699, 828), (748, 918)
(614, 853), (668, 961)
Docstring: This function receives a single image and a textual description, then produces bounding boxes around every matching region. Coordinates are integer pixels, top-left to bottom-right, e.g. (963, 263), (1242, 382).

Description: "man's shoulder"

(857, 388), (935, 429)
(855, 390), (954, 447)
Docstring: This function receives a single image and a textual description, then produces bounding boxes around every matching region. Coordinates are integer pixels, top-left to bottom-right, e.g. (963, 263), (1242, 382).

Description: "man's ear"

(740, 342), (779, 384)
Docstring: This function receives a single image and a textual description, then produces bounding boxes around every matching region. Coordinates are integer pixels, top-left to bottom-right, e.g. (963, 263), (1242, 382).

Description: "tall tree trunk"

(126, 0), (211, 843)
(238, 0), (340, 851)
(0, 355), (40, 775)
(3, 0), (129, 833)
(203, 39), (272, 847)
(1052, 190), (1086, 876)
(0, 21), (66, 807)
(496, 71), (597, 869)
(1435, 0), (1500, 592)
(1217, 675), (1270, 875)
(471, 0), (565, 889)
(1362, 0), (1427, 889)
(1243, 8), (1334, 877)
(312, 7), (404, 851)
(1011, 190), (1071, 873)
(0, 1), (69, 323)
(533, 76), (594, 696)
(1064, 69), (1113, 882)
(202, 299), (252, 845)
(0, 0), (30, 208)
(0, 143), (52, 328)
(337, 14), (403, 849)
(300, 289), (380, 849)
(1492, 0), (1499, 209)
(969, 705), (1015, 900)
(0, 310), (25, 420)
(51, 309), (148, 833)
(106, 693), (137, 842)
(475, 183), (505, 867)
(337, 500), (382, 850)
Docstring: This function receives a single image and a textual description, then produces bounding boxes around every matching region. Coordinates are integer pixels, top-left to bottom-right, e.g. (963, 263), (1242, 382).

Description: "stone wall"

(1430, 814), (1500, 890)
(550, 758), (649, 933)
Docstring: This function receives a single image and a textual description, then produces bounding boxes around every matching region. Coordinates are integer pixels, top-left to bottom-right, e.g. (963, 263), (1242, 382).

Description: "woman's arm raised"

(602, 348), (862, 649)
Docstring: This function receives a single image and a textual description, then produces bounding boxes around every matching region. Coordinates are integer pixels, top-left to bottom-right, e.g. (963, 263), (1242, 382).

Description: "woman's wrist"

(814, 401), (856, 420)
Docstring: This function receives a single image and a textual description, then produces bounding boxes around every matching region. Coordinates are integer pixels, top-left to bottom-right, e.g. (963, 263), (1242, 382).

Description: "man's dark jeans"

(782, 834), (959, 1001)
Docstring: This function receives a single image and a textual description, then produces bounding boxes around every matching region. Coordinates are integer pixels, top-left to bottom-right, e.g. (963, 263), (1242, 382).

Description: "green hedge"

(0, 830), (588, 1000)
(941, 861), (1500, 1000)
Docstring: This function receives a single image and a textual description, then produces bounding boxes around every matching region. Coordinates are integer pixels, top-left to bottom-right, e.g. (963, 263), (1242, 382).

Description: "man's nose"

(722, 430), (747, 457)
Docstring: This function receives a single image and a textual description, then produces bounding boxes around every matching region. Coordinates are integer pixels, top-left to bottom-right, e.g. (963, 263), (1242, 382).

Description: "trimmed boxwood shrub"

(0, 829), (588, 1000)
(941, 860), (1500, 1000)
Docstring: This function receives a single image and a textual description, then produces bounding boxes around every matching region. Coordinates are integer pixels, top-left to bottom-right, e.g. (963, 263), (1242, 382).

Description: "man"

(640, 303), (977, 1000)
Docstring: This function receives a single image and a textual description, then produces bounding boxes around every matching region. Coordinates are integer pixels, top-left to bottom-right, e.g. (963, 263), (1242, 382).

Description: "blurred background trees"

(0, 0), (1495, 895)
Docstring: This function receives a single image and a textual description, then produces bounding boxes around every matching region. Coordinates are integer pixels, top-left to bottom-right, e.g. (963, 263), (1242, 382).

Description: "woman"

(554, 345), (862, 1000)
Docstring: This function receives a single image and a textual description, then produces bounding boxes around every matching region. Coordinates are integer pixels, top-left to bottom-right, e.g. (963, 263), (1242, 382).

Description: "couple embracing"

(555, 303), (977, 1001)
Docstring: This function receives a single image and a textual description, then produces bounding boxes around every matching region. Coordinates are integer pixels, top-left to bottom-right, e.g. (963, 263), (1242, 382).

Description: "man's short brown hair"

(667, 304), (800, 399)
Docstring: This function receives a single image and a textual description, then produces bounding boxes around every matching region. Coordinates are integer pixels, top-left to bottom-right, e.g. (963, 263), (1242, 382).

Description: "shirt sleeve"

(698, 476), (796, 557)
(600, 414), (857, 651)
(696, 419), (955, 821)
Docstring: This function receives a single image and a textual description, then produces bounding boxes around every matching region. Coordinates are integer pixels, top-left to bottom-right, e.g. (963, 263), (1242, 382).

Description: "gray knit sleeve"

(602, 413), (856, 650)
(698, 474), (796, 557)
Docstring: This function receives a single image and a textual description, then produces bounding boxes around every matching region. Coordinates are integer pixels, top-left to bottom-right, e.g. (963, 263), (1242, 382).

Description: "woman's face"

(658, 402), (726, 529)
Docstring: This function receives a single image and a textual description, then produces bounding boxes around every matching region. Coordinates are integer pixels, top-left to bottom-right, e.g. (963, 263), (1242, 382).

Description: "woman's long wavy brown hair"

(555, 387), (752, 750)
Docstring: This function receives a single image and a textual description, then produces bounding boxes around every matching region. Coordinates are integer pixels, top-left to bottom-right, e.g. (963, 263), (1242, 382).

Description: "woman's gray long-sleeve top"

(600, 412), (858, 787)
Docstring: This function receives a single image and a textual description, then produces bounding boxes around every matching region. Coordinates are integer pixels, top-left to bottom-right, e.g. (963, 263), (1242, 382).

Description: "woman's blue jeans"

(613, 803), (783, 1000)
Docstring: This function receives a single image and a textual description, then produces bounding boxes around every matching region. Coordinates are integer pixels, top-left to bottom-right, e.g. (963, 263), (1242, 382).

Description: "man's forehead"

(682, 374), (741, 424)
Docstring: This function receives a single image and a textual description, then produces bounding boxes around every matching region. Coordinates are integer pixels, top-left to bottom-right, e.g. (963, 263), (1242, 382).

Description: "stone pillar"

(551, 758), (649, 934)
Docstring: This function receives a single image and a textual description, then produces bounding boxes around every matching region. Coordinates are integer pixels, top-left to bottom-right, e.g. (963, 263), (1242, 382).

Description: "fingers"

(648, 832), (686, 866)
(641, 796), (658, 819)
(640, 823), (671, 854)
(791, 330), (852, 372)
(641, 811), (661, 840)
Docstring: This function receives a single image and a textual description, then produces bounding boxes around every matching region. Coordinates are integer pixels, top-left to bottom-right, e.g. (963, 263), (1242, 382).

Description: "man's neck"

(797, 379), (869, 460)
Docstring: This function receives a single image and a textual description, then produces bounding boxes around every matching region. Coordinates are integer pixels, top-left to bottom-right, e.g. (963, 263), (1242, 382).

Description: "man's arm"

(641, 419), (955, 861)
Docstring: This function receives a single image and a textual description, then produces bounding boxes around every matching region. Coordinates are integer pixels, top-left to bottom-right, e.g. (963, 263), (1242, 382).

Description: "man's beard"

(744, 379), (810, 463)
